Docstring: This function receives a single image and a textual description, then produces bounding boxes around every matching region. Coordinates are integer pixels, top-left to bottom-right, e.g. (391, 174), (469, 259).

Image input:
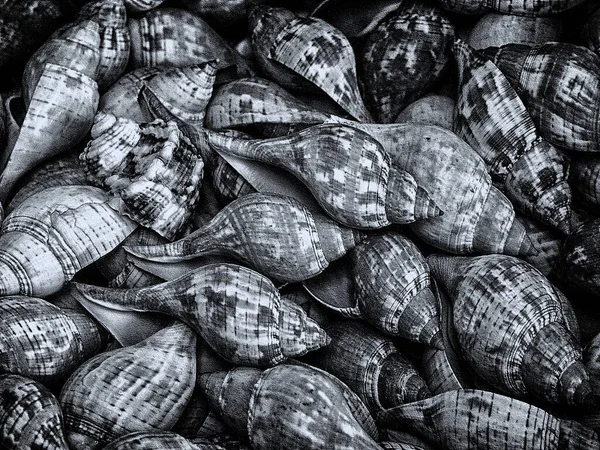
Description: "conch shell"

(81, 112), (204, 240)
(435, 0), (586, 16)
(428, 253), (593, 405)
(453, 39), (572, 234)
(249, 5), (371, 122)
(59, 321), (197, 450)
(205, 124), (442, 229)
(0, 374), (70, 450)
(378, 389), (600, 450)
(200, 364), (382, 450)
(72, 263), (329, 366)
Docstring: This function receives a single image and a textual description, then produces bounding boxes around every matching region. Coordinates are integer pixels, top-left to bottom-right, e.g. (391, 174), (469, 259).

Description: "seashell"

(468, 13), (562, 50)
(179, 0), (249, 30)
(59, 322), (196, 450)
(582, 6), (600, 56)
(569, 154), (600, 209)
(128, 8), (249, 76)
(72, 263), (330, 367)
(0, 185), (137, 297)
(124, 0), (167, 13)
(210, 154), (256, 207)
(584, 331), (600, 392)
(99, 67), (161, 122)
(394, 94), (455, 130)
(0, 295), (104, 384)
(428, 253), (593, 405)
(453, 39), (573, 234)
(124, 192), (364, 283)
(358, 1), (455, 124)
(0, 373), (70, 450)
(249, 5), (371, 122)
(200, 364), (382, 450)
(205, 123), (442, 229)
(353, 122), (534, 256)
(307, 320), (431, 414)
(435, 0), (586, 16)
(102, 430), (200, 450)
(81, 112), (204, 240)
(204, 77), (333, 131)
(482, 42), (600, 153)
(191, 434), (251, 450)
(517, 212), (563, 277)
(378, 389), (600, 450)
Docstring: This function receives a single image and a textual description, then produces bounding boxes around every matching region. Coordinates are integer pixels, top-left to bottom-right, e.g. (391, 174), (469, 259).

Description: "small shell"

(308, 320), (431, 414)
(206, 124), (442, 229)
(200, 364), (381, 450)
(378, 389), (600, 450)
(59, 322), (197, 450)
(453, 39), (573, 234)
(0, 185), (137, 297)
(81, 112), (204, 240)
(249, 5), (371, 122)
(0, 374), (70, 450)
(72, 263), (330, 367)
(358, 1), (455, 123)
(435, 0), (586, 15)
(482, 42), (600, 153)
(102, 431), (200, 450)
(394, 94), (455, 130)
(0, 296), (104, 384)
(428, 253), (593, 406)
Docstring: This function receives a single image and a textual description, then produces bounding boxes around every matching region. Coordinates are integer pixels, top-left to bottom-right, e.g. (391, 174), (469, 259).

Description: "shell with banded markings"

(102, 431), (199, 450)
(435, 0), (586, 16)
(210, 154), (256, 207)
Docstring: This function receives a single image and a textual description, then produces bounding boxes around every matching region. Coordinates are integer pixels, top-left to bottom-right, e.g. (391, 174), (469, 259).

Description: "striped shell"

(378, 389), (600, 450)
(210, 155), (256, 207)
(249, 5), (371, 122)
(358, 1), (455, 123)
(72, 263), (329, 366)
(124, 0), (167, 13)
(0, 185), (137, 297)
(482, 42), (600, 153)
(0, 296), (104, 384)
(102, 431), (199, 450)
(81, 112), (204, 240)
(394, 94), (455, 130)
(59, 322), (197, 450)
(453, 39), (572, 234)
(0, 374), (69, 450)
(435, 0), (586, 15)
(428, 253), (592, 405)
(200, 364), (381, 450)
(205, 124), (442, 229)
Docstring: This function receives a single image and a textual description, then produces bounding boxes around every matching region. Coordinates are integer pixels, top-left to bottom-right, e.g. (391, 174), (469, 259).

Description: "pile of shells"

(3, 0), (600, 449)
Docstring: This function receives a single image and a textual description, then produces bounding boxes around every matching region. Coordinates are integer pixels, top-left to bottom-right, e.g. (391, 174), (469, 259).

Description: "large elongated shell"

(0, 296), (104, 384)
(482, 42), (600, 153)
(355, 123), (533, 256)
(0, 185), (137, 297)
(0, 374), (69, 450)
(200, 364), (381, 450)
(59, 322), (196, 450)
(249, 5), (371, 122)
(72, 263), (329, 366)
(358, 2), (454, 124)
(428, 253), (593, 405)
(453, 39), (572, 234)
(378, 389), (600, 450)
(125, 192), (363, 283)
(206, 124), (441, 229)
(435, 0), (586, 15)
(81, 112), (204, 240)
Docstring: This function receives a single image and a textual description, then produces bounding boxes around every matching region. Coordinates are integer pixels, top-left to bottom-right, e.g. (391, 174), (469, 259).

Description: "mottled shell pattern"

(72, 263), (329, 366)
(435, 0), (587, 16)
(102, 430), (200, 450)
(210, 154), (256, 207)
(453, 38), (572, 234)
(0, 373), (70, 450)
(81, 111), (204, 240)
(358, 0), (455, 123)
(428, 253), (593, 406)
(249, 5), (372, 122)
(200, 364), (382, 450)
(205, 123), (442, 229)
(378, 389), (600, 450)
(569, 155), (600, 208)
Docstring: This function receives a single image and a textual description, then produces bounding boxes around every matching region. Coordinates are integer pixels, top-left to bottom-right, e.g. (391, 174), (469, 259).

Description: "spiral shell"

(0, 185), (137, 297)
(249, 5), (371, 122)
(435, 0), (586, 16)
(358, 1), (454, 124)
(394, 94), (455, 129)
(378, 389), (600, 450)
(517, 213), (563, 277)
(81, 112), (204, 240)
(210, 154), (256, 207)
(428, 253), (593, 405)
(72, 263), (329, 366)
(200, 364), (381, 450)
(0, 374), (70, 450)
(453, 39), (572, 234)
(59, 321), (196, 450)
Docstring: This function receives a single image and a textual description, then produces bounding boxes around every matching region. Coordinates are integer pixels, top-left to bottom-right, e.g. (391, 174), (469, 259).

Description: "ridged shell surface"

(102, 430), (200, 449)
(435, 0), (586, 15)
(210, 155), (256, 206)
